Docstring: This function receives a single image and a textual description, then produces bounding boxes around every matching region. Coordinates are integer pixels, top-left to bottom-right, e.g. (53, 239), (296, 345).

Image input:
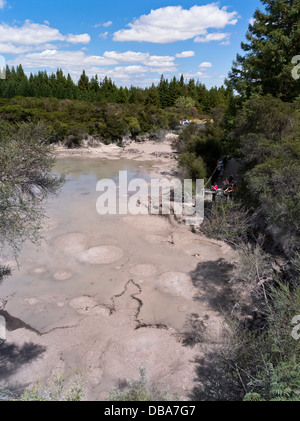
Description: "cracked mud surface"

(0, 145), (235, 400)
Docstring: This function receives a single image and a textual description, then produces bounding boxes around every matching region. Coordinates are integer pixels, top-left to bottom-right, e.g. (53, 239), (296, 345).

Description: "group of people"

(210, 158), (237, 200)
(222, 174), (236, 197)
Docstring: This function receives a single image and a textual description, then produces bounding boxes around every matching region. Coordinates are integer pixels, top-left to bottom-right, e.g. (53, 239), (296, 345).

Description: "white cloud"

(219, 40), (231, 46)
(99, 32), (109, 40)
(146, 55), (175, 68)
(0, 0), (6, 10)
(199, 62), (212, 68)
(148, 65), (176, 74)
(175, 51), (195, 58)
(0, 21), (90, 52)
(194, 32), (230, 43)
(249, 18), (255, 26)
(0, 42), (27, 54)
(0, 42), (57, 54)
(103, 21), (112, 28)
(103, 50), (150, 63)
(8, 50), (116, 69)
(66, 33), (90, 44)
(181, 71), (212, 79)
(113, 4), (238, 43)
(8, 49), (176, 74)
(0, 21), (64, 45)
(113, 65), (145, 74)
(102, 50), (176, 68)
(8, 48), (178, 87)
(94, 21), (113, 28)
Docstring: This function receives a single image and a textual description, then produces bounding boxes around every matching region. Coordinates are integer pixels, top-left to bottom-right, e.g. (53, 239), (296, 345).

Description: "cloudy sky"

(0, 0), (262, 88)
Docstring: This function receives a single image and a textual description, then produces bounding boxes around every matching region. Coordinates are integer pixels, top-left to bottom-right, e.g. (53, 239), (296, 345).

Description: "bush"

(233, 95), (300, 254)
(109, 367), (176, 401)
(178, 153), (207, 181)
(14, 373), (86, 401)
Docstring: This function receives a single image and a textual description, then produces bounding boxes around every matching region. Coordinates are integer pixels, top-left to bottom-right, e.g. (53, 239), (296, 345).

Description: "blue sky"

(0, 0), (263, 88)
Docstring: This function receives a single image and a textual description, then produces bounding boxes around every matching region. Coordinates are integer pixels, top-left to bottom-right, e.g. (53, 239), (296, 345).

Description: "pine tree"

(16, 65), (26, 83)
(90, 74), (100, 93)
(158, 75), (170, 108)
(168, 76), (180, 106)
(99, 76), (118, 102)
(187, 78), (197, 100)
(78, 70), (89, 92)
(144, 84), (160, 107)
(116, 86), (128, 104)
(227, 0), (300, 101)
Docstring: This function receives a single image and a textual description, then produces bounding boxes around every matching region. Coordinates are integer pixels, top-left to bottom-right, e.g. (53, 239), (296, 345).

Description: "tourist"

(223, 179), (229, 190)
(211, 183), (218, 202)
(224, 182), (235, 199)
(216, 159), (224, 177)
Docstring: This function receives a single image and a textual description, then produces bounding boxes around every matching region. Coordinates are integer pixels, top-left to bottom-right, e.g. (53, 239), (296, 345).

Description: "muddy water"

(1, 157), (227, 336)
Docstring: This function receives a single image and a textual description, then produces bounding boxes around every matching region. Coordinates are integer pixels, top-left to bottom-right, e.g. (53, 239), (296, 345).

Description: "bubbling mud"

(129, 264), (158, 278)
(155, 272), (196, 299)
(54, 232), (89, 256)
(53, 271), (73, 281)
(78, 246), (124, 265)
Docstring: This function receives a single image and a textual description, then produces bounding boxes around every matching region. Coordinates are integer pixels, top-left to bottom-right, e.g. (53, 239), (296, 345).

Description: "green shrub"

(16, 373), (86, 401)
(109, 367), (176, 402)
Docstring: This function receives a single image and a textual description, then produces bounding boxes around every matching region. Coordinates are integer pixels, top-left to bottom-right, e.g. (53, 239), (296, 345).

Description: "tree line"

(0, 66), (234, 146)
(0, 66), (232, 113)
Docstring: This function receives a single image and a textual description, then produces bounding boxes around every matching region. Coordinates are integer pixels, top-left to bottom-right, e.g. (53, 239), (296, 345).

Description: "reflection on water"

(1, 157), (208, 333)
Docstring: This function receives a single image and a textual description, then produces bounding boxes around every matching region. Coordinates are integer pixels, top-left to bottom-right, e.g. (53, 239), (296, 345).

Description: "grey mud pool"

(0, 156), (233, 399)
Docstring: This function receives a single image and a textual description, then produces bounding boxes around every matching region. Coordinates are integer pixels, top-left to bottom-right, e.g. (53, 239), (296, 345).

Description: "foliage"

(227, 0), (300, 101)
(0, 265), (11, 284)
(234, 95), (300, 254)
(0, 121), (64, 268)
(0, 67), (231, 114)
(195, 159), (300, 402)
(12, 372), (86, 401)
(244, 360), (300, 402)
(0, 97), (171, 145)
(174, 119), (226, 180)
(174, 96), (196, 111)
(193, 277), (300, 401)
(178, 153), (207, 181)
(0, 68), (234, 145)
(201, 200), (251, 244)
(109, 367), (175, 401)
(197, 189), (300, 400)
